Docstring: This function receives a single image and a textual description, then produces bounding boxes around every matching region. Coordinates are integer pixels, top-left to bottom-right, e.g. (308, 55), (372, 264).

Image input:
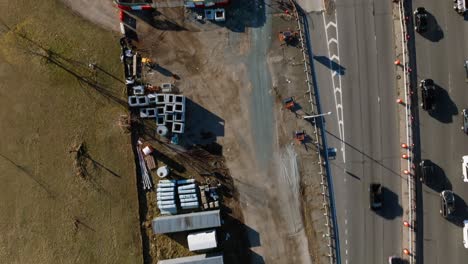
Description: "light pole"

(303, 111), (332, 119)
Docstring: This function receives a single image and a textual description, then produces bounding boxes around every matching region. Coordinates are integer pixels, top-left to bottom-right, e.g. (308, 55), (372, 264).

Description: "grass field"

(0, 0), (143, 263)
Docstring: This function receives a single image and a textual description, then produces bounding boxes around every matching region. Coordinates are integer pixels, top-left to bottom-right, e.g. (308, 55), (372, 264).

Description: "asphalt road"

(411, 0), (468, 263)
(306, 0), (402, 263)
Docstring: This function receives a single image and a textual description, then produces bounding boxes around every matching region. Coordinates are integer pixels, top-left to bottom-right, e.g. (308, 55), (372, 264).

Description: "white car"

(464, 220), (468, 249)
(463, 155), (468, 182)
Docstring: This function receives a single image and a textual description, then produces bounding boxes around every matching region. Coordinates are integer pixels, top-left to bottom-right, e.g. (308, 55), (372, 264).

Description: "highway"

(411, 0), (468, 263)
(305, 0), (403, 263)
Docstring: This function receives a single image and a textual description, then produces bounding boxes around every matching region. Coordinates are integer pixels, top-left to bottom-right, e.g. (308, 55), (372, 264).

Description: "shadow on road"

(423, 161), (452, 192)
(428, 84), (458, 123)
(447, 193), (468, 227)
(313, 55), (346, 75)
(419, 11), (444, 42)
(374, 186), (403, 220)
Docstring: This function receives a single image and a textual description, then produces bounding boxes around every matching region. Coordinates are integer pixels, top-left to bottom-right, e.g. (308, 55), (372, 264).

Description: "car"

(414, 7), (428, 33)
(419, 159), (434, 183)
(369, 183), (383, 210)
(464, 60), (468, 82)
(420, 79), (436, 111)
(388, 256), (402, 264)
(440, 190), (455, 218)
(464, 220), (468, 249)
(462, 109), (468, 134)
(463, 155), (468, 182)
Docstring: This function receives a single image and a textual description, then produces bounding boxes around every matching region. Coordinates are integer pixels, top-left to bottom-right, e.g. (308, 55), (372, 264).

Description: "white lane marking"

(326, 21), (337, 29)
(322, 12), (346, 162)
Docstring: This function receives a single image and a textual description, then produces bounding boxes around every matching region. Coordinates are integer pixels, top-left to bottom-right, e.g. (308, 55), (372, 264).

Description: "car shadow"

(428, 84), (458, 123)
(375, 186), (403, 220)
(447, 193), (468, 227)
(419, 11), (444, 42)
(313, 55), (346, 75)
(423, 161), (452, 192)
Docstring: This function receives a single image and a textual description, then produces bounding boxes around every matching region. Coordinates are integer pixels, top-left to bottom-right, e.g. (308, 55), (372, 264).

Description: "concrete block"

(174, 103), (185, 113)
(214, 9), (225, 22)
(174, 112), (185, 122)
(161, 83), (174, 93)
(174, 95), (185, 104)
(164, 104), (174, 114)
(156, 106), (165, 116)
(165, 114), (174, 123)
(172, 122), (184, 133)
(156, 94), (166, 105)
(165, 94), (175, 104)
(140, 108), (157, 118)
(128, 96), (149, 107)
(133, 85), (145, 95)
(147, 93), (157, 104)
(156, 116), (166, 126)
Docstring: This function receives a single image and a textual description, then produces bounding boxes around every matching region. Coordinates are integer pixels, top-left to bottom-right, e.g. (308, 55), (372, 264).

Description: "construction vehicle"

(282, 97), (295, 110)
(278, 30), (299, 46)
(294, 130), (306, 144)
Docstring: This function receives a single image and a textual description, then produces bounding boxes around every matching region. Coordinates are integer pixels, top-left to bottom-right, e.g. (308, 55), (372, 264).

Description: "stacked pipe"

(177, 179), (199, 210)
(157, 180), (177, 215)
(137, 146), (153, 190)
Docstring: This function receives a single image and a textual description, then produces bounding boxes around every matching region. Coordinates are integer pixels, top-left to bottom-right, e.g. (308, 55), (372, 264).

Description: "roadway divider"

(289, 1), (341, 264)
(395, 0), (417, 263)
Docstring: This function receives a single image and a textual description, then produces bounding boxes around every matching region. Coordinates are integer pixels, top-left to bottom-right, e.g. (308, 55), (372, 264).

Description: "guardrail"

(289, 1), (341, 264)
(396, 0), (417, 263)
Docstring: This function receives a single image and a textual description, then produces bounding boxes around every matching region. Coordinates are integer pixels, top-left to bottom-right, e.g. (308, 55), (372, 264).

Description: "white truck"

(454, 0), (467, 15)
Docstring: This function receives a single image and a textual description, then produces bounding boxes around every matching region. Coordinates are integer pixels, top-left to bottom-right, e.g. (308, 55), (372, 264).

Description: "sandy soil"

(0, 1), (142, 263)
(62, 0), (329, 263)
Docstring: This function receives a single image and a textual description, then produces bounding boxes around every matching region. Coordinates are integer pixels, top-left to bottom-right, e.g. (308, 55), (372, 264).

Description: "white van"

(463, 220), (468, 248)
(454, 0), (467, 14)
(462, 155), (468, 182)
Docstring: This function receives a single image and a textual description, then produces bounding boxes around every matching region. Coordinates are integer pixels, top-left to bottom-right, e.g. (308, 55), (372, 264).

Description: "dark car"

(440, 190), (455, 218)
(464, 60), (468, 82)
(388, 256), (405, 264)
(370, 183), (383, 210)
(420, 79), (436, 111)
(462, 109), (468, 134)
(419, 159), (434, 183)
(414, 7), (428, 33)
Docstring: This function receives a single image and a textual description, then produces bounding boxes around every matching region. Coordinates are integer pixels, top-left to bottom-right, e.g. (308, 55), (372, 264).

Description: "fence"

(289, 1), (341, 264)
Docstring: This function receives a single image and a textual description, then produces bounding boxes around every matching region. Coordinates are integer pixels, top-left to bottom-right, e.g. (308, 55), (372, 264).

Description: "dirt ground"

(60, 0), (330, 263)
(0, 1), (142, 263)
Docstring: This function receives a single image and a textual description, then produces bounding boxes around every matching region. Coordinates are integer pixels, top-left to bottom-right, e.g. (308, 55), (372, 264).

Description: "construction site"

(0, 0), (330, 263)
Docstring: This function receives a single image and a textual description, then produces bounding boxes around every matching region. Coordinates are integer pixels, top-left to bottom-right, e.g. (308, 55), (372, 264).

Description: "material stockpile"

(156, 179), (200, 215)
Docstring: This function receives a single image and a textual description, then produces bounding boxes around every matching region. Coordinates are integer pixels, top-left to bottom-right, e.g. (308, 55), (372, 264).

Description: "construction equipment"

(294, 130), (306, 144)
(278, 30), (299, 46)
(283, 97), (295, 110)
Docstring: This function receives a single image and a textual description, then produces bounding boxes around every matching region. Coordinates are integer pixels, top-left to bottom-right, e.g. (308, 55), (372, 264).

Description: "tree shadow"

(374, 186), (403, 220)
(423, 161), (452, 192)
(419, 11), (444, 42)
(313, 55), (346, 75)
(428, 84), (458, 123)
(183, 98), (225, 148)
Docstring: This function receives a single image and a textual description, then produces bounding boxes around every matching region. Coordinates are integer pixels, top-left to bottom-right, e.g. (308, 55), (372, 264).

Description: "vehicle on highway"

(369, 183), (383, 210)
(420, 79), (436, 111)
(462, 109), (468, 134)
(454, 0), (467, 15)
(388, 256), (403, 264)
(464, 60), (468, 81)
(419, 159), (434, 183)
(414, 7), (428, 33)
(440, 190), (455, 218)
(464, 220), (468, 249)
(463, 155), (468, 182)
